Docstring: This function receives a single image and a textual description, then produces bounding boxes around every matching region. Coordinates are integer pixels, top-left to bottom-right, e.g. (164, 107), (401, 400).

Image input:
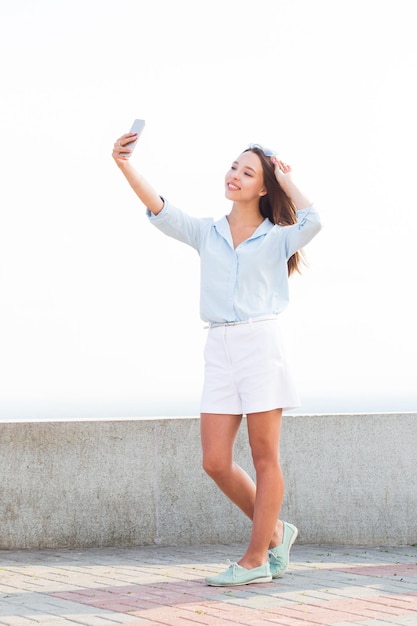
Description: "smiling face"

(225, 151), (267, 204)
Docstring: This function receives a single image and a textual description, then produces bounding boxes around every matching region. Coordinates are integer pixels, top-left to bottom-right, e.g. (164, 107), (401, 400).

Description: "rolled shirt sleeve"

(147, 199), (211, 251)
(284, 205), (322, 259)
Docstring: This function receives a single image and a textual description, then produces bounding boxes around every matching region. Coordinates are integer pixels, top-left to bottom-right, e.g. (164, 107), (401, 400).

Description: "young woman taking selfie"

(112, 129), (322, 586)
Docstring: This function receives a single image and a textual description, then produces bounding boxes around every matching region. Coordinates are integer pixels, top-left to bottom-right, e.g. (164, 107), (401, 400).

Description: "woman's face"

(225, 151), (266, 203)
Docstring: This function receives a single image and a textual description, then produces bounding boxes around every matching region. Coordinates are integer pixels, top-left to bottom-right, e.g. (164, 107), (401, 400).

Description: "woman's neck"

(227, 201), (263, 227)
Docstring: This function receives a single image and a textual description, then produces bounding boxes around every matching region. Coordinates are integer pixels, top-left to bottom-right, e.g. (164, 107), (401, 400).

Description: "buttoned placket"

(213, 217), (272, 321)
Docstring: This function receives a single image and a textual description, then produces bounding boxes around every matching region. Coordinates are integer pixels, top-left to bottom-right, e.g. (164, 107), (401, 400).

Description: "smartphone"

(122, 119), (145, 156)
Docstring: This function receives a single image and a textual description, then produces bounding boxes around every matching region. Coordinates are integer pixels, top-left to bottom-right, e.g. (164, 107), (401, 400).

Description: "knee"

(202, 454), (232, 481)
(251, 449), (281, 475)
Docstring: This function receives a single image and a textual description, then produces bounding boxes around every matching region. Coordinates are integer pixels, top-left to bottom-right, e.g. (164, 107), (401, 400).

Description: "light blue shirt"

(147, 200), (321, 324)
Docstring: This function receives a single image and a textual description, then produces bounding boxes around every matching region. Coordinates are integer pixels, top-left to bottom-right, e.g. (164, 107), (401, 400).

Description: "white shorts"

(200, 317), (300, 415)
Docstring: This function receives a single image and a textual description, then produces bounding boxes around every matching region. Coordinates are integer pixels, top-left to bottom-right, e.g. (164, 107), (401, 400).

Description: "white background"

(1, 0), (416, 419)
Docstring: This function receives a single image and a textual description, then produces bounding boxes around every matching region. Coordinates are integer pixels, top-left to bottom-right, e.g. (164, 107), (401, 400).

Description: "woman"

(112, 131), (322, 586)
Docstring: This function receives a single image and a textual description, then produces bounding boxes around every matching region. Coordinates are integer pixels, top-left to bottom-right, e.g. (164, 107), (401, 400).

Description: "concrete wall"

(1, 413), (416, 550)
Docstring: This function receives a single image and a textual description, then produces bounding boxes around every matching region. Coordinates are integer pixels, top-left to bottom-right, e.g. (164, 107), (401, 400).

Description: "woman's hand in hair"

(271, 158), (312, 210)
(271, 158), (293, 186)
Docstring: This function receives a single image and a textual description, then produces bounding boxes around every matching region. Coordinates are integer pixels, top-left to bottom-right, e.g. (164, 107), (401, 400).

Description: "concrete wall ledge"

(1, 412), (416, 550)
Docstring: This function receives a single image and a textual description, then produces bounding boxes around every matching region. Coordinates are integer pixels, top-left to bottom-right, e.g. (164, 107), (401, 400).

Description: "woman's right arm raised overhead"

(112, 131), (164, 215)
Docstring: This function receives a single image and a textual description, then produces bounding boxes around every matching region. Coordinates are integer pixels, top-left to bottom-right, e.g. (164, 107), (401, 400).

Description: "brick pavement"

(0, 543), (417, 626)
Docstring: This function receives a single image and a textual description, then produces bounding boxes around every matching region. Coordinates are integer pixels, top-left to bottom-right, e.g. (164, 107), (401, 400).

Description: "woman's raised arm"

(112, 132), (164, 215)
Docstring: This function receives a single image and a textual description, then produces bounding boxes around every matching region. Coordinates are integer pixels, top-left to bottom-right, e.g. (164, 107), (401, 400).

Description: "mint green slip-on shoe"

(205, 561), (272, 586)
(268, 521), (298, 578)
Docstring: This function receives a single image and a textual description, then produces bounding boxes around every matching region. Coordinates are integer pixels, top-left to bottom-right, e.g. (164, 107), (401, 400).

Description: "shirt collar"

(213, 216), (273, 247)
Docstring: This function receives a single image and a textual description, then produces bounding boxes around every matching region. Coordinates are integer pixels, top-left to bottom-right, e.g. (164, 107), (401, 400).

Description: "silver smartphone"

(122, 119), (145, 155)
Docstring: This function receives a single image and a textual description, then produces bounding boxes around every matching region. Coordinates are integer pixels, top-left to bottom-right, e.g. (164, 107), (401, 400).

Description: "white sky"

(1, 0), (416, 419)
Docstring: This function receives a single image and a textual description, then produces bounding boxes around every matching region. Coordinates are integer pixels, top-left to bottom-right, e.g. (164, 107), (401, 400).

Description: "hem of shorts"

(200, 403), (301, 415)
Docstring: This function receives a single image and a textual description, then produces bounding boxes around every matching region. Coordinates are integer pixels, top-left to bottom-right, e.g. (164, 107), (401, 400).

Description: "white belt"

(205, 315), (278, 329)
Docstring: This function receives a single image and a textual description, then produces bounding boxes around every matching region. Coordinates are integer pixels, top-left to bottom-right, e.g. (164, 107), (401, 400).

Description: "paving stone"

(0, 544), (416, 626)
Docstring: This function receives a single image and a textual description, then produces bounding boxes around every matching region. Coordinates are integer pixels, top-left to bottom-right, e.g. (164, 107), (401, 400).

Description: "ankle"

(269, 520), (284, 549)
(238, 553), (268, 570)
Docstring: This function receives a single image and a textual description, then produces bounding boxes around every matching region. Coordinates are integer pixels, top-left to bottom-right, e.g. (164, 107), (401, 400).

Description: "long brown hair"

(244, 146), (303, 275)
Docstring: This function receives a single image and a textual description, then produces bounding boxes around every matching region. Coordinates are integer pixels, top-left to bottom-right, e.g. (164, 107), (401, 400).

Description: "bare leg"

(200, 412), (257, 517)
(239, 409), (284, 569)
(201, 410), (284, 569)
